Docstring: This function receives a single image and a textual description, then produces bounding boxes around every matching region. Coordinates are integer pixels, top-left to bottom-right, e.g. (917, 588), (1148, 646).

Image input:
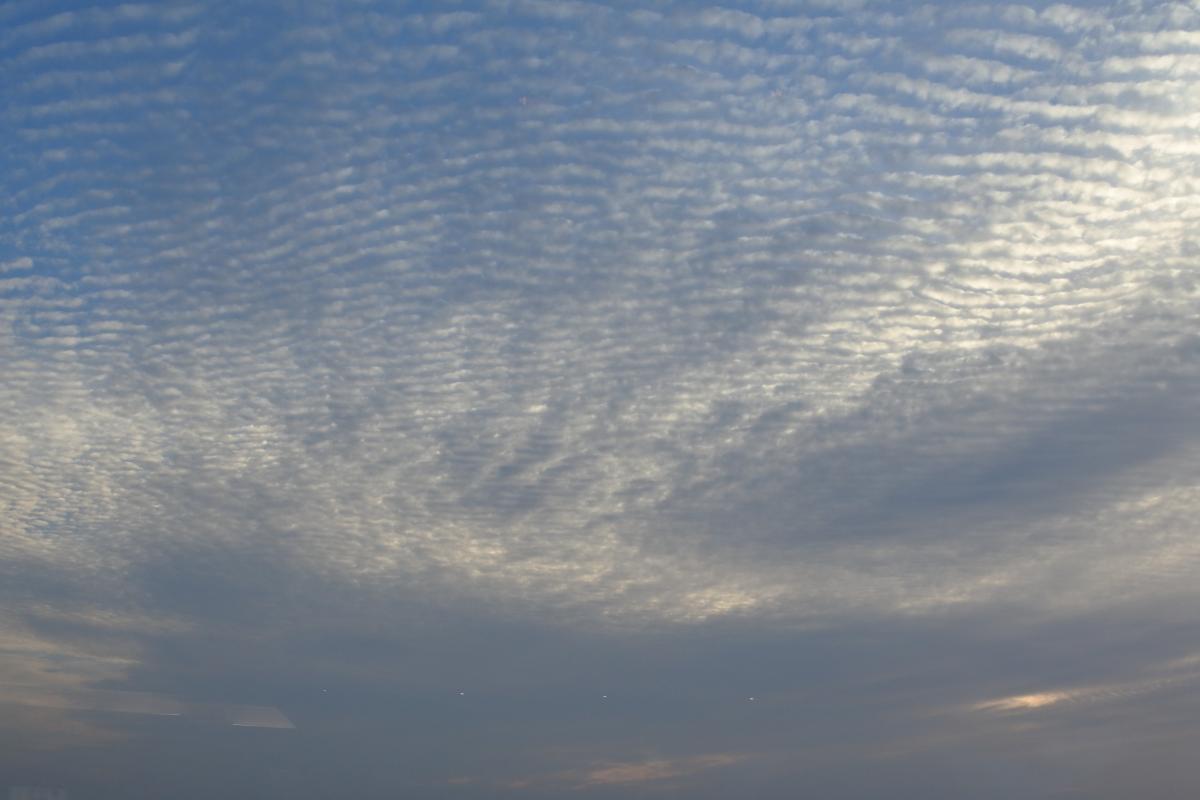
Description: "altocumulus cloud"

(3, 1), (1200, 798)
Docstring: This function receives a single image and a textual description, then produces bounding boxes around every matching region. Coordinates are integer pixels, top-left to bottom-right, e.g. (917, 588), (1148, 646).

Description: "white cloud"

(2, 0), (1199, 637)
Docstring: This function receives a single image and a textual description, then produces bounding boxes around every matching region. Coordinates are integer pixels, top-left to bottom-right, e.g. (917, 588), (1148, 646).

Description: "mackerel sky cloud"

(3, 1), (1200, 797)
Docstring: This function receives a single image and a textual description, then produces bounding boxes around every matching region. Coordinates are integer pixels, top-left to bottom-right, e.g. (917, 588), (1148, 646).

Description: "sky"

(2, 0), (1200, 797)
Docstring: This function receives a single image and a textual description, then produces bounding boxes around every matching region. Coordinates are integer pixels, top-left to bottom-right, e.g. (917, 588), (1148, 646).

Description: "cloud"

(4, 0), (1200, 796)
(973, 658), (1200, 715)
(579, 753), (746, 787)
(2, 0), (1197, 633)
(499, 752), (749, 791)
(0, 683), (293, 728)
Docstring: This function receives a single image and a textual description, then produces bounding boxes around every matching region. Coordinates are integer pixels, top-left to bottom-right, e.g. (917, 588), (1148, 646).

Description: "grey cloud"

(3, 0), (1200, 797)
